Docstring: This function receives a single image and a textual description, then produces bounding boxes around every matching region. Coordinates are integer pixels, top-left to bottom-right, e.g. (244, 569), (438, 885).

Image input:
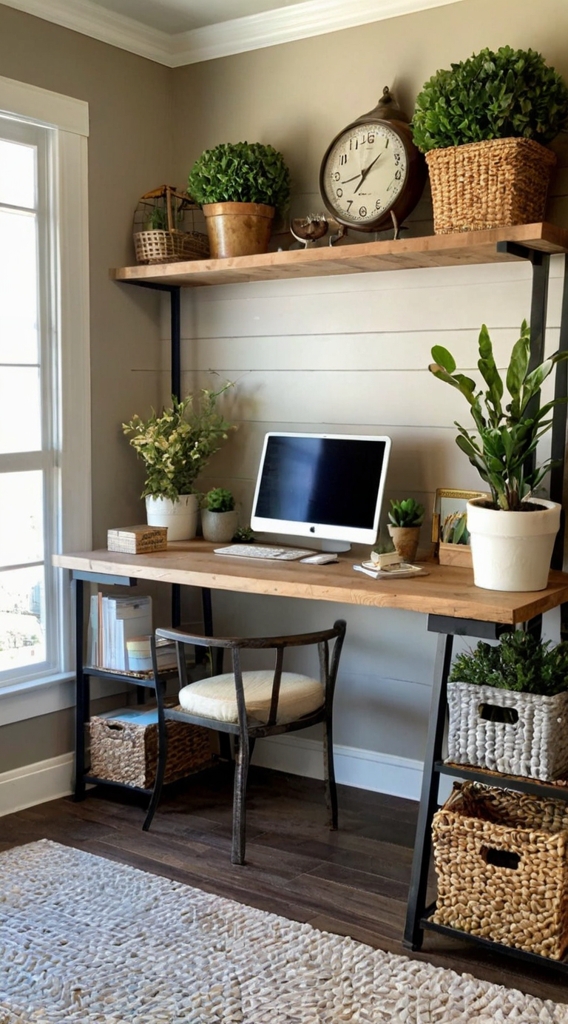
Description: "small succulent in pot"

(388, 498), (425, 528)
(203, 487), (235, 513)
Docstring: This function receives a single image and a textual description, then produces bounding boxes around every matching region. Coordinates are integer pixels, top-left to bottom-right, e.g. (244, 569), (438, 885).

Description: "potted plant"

(201, 488), (239, 544)
(187, 141), (291, 258)
(411, 46), (568, 233)
(429, 319), (568, 590)
(122, 384), (234, 541)
(447, 631), (568, 781)
(387, 498), (425, 562)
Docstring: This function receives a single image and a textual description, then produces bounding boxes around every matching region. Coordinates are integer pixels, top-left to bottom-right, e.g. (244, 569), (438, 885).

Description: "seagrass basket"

(133, 185), (209, 264)
(432, 782), (568, 959)
(89, 703), (213, 789)
(446, 682), (568, 781)
(425, 137), (557, 234)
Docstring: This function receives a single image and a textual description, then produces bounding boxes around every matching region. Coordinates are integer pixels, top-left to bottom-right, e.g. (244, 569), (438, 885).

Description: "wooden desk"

(54, 542), (568, 973)
(53, 541), (568, 624)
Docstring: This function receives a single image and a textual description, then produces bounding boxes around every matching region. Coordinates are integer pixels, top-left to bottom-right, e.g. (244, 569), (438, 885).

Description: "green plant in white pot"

(122, 384), (234, 541)
(201, 488), (239, 544)
(187, 141), (291, 259)
(429, 319), (568, 591)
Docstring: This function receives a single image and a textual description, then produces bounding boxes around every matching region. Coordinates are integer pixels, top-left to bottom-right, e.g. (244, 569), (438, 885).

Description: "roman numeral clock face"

(320, 121), (410, 230)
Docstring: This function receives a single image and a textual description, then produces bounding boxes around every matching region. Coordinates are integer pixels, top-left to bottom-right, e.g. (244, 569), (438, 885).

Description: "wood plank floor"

(1, 764), (567, 1006)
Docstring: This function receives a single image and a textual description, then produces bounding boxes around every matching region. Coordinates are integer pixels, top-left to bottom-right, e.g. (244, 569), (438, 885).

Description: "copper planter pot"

(203, 202), (275, 258)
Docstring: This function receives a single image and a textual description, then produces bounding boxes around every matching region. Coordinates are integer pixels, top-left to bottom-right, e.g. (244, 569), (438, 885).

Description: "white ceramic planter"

(466, 496), (561, 592)
(145, 494), (199, 542)
(201, 509), (239, 544)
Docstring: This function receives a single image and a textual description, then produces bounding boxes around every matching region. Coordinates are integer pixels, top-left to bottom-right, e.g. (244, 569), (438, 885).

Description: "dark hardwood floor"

(1, 763), (567, 1006)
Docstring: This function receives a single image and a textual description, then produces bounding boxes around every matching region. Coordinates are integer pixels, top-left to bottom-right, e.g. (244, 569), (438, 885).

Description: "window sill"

(0, 673), (127, 727)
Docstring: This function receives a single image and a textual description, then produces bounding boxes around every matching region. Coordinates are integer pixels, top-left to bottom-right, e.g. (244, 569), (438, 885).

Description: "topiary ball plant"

(188, 142), (291, 212)
(412, 46), (568, 153)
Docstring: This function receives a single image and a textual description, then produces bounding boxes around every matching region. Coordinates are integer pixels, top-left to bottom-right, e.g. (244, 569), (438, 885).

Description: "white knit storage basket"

(446, 681), (568, 781)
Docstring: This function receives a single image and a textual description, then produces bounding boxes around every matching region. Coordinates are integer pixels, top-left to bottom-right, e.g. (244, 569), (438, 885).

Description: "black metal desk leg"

(73, 577), (88, 800)
(403, 631), (454, 950)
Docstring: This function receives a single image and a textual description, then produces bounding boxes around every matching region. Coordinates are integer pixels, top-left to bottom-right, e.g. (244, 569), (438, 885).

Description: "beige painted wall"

(0, 4), (174, 770)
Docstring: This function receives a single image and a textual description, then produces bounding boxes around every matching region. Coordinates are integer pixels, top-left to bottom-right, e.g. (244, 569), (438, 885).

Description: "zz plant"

(412, 46), (568, 152)
(429, 320), (568, 511)
(188, 142), (291, 212)
(450, 631), (568, 697)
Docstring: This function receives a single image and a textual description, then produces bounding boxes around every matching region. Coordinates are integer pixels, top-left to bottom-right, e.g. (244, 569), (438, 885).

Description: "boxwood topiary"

(412, 46), (568, 153)
(188, 141), (291, 212)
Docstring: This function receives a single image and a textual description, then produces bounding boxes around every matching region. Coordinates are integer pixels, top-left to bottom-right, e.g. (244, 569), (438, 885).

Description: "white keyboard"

(214, 544), (317, 561)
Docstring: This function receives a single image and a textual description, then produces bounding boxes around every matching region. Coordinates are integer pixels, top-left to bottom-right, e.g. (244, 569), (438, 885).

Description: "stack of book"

(88, 594), (155, 671)
(126, 635), (177, 673)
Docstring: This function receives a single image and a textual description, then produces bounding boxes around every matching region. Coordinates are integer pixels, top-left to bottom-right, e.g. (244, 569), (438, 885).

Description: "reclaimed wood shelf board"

(110, 223), (568, 289)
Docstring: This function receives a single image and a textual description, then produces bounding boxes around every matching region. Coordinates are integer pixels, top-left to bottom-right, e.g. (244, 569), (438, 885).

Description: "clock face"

(320, 120), (409, 228)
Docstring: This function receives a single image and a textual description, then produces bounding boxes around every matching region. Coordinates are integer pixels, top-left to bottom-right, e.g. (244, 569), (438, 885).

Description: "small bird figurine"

(290, 214), (329, 247)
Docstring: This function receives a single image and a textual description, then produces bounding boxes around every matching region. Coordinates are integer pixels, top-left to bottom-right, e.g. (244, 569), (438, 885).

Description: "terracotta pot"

(203, 202), (275, 258)
(388, 525), (420, 562)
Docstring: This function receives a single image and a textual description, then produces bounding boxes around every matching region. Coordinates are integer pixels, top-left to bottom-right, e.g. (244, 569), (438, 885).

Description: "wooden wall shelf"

(111, 222), (568, 289)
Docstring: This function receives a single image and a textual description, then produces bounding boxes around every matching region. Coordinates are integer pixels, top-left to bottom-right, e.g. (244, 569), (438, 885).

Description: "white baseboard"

(0, 753), (73, 818)
(0, 741), (453, 818)
(252, 735), (424, 802)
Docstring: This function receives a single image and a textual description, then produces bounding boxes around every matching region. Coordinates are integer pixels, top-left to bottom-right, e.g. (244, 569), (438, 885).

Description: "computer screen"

(251, 432), (391, 550)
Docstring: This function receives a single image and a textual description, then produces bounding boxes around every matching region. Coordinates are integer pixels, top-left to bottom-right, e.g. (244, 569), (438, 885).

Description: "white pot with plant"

(201, 488), (239, 544)
(187, 142), (291, 259)
(123, 384), (234, 542)
(387, 498), (425, 562)
(429, 320), (567, 591)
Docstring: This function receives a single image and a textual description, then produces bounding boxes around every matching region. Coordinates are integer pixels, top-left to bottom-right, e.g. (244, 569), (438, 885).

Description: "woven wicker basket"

(425, 137), (557, 234)
(89, 704), (212, 789)
(446, 682), (568, 781)
(133, 185), (209, 264)
(432, 782), (568, 959)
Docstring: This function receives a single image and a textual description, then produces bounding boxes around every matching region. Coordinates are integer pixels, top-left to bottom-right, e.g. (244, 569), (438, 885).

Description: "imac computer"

(251, 432), (391, 551)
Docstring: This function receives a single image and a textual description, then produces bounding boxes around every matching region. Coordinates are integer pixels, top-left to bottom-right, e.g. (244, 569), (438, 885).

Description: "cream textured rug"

(0, 840), (567, 1023)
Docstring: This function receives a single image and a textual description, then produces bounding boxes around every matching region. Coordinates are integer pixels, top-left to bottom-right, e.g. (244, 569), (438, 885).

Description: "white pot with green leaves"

(201, 488), (238, 543)
(429, 320), (567, 592)
(123, 384), (234, 542)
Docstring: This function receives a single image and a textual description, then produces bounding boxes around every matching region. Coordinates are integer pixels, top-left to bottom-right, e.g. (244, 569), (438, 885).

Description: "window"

(0, 76), (90, 714)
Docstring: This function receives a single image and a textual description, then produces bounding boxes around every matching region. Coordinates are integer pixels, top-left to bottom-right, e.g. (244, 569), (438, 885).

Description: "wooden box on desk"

(89, 703), (212, 789)
(438, 542), (472, 567)
(107, 525), (167, 554)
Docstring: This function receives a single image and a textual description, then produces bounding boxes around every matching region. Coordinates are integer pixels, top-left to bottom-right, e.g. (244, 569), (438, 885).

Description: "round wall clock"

(319, 87), (426, 236)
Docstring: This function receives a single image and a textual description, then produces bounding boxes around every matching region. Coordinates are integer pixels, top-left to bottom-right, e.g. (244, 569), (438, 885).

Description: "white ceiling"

(2, 0), (466, 65)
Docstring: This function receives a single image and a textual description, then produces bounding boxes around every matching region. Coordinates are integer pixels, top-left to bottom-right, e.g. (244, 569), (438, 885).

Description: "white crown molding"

(2, 0), (466, 67)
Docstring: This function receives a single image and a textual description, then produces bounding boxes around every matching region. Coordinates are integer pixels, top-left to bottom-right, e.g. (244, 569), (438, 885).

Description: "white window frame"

(0, 76), (91, 725)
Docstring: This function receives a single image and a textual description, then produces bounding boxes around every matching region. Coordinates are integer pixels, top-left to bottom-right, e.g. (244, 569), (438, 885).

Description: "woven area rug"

(1, 841), (567, 1023)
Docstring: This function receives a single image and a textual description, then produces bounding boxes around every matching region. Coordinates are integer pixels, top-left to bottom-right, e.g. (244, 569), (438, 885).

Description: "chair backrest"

(155, 619), (346, 730)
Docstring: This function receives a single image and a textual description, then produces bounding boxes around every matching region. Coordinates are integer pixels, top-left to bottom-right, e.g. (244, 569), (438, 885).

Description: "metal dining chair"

(145, 618), (346, 864)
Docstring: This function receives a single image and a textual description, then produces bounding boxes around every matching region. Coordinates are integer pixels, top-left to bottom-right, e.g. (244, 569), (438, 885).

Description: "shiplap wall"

(154, 254), (566, 797)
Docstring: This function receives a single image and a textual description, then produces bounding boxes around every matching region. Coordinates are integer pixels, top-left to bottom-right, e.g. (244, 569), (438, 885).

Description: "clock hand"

(353, 153), (382, 194)
(341, 172), (364, 184)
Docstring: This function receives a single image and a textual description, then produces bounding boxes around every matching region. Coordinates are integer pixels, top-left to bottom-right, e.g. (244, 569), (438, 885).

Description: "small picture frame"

(432, 488), (487, 567)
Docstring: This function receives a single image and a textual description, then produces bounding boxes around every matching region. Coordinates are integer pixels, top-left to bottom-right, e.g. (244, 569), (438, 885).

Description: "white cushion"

(178, 670), (324, 725)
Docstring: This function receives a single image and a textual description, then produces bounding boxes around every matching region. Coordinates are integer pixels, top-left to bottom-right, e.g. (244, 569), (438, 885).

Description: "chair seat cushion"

(178, 670), (324, 725)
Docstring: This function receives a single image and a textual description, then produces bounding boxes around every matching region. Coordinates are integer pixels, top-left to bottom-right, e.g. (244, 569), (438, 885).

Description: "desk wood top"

(53, 542), (568, 626)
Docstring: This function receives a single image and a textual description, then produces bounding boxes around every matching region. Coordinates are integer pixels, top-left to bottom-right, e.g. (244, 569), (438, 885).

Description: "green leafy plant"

(233, 525), (255, 542)
(412, 46), (568, 152)
(122, 384), (234, 502)
(388, 498), (425, 527)
(450, 631), (568, 696)
(441, 510), (469, 545)
(203, 487), (235, 513)
(188, 142), (291, 212)
(429, 320), (568, 511)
